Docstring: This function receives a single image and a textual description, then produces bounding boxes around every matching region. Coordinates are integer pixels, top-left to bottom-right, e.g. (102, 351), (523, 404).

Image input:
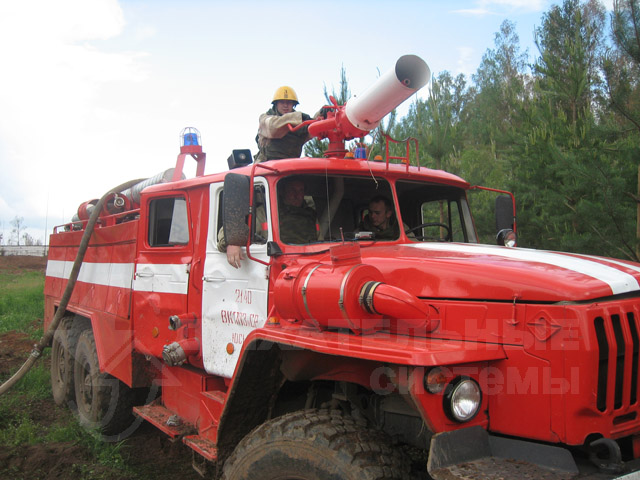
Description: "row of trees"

(308, 0), (640, 261)
(0, 216), (42, 246)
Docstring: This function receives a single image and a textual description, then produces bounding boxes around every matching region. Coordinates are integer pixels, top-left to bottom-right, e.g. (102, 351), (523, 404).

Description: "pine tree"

(605, 0), (640, 258)
(398, 72), (468, 171)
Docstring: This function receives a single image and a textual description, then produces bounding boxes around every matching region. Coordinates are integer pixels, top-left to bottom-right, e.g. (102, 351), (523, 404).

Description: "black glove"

(301, 113), (312, 122)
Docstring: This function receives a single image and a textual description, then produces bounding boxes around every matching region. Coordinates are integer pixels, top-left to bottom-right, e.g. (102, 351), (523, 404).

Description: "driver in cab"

(358, 195), (414, 240)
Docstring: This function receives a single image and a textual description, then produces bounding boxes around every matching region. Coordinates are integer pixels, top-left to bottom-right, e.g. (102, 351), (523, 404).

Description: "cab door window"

(148, 197), (189, 247)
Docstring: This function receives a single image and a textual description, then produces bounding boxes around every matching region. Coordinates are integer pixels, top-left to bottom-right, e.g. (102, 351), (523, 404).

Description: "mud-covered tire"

(221, 409), (411, 480)
(50, 317), (82, 408)
(73, 329), (135, 439)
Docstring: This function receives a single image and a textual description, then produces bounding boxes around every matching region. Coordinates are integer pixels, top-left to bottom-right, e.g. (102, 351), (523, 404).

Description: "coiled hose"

(0, 178), (144, 396)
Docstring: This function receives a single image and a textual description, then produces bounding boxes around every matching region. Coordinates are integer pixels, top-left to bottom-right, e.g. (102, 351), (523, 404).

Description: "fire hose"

(0, 178), (144, 396)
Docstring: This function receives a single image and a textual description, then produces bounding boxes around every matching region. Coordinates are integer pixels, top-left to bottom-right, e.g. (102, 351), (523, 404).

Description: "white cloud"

(452, 8), (496, 16)
(452, 0), (550, 16)
(484, 0), (548, 10)
(0, 0), (149, 239)
(0, 0), (124, 44)
(134, 25), (157, 41)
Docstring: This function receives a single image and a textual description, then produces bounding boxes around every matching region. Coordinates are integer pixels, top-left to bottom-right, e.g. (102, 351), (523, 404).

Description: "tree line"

(0, 216), (42, 246)
(308, 0), (640, 261)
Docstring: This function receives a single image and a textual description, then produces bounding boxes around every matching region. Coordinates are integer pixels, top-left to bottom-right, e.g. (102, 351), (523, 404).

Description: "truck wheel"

(51, 317), (82, 408)
(221, 409), (410, 480)
(73, 329), (134, 438)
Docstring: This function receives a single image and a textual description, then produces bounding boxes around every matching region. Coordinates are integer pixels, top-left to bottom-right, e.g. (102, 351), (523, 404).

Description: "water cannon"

(307, 55), (430, 157)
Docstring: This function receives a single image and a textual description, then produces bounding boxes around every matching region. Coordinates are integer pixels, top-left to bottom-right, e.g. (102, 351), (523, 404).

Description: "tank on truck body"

(43, 55), (640, 479)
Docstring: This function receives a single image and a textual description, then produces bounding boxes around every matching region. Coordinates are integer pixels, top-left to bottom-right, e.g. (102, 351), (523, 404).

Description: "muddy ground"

(0, 254), (47, 273)
(0, 256), (204, 480)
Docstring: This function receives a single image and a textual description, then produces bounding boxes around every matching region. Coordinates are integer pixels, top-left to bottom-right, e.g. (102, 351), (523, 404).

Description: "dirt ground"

(0, 254), (47, 273)
(0, 256), (203, 480)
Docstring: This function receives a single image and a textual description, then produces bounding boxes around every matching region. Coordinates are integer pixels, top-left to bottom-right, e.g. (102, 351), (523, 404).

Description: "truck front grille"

(594, 311), (640, 412)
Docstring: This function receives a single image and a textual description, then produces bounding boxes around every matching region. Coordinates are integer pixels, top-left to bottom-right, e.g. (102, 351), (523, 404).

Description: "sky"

(0, 0), (614, 245)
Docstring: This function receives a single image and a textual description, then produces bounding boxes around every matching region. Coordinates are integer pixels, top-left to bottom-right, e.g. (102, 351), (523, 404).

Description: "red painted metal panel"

(242, 328), (507, 368)
(487, 349), (555, 442)
(44, 220), (138, 385)
(91, 312), (133, 385)
(131, 190), (193, 359)
(360, 246), (640, 303)
(161, 365), (210, 426)
(132, 291), (187, 358)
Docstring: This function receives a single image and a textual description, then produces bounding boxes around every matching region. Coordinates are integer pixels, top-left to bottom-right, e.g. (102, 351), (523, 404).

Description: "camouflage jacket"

(279, 201), (318, 244)
(255, 108), (311, 162)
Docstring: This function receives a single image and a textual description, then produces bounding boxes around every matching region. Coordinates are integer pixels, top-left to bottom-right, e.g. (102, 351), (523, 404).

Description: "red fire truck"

(44, 55), (640, 479)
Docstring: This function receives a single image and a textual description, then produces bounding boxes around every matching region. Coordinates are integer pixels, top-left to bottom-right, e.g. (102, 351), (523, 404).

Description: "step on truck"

(45, 55), (640, 479)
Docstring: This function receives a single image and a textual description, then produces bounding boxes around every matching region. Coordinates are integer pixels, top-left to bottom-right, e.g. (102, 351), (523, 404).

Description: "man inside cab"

(358, 195), (414, 240)
(277, 177), (318, 244)
(219, 177), (318, 268)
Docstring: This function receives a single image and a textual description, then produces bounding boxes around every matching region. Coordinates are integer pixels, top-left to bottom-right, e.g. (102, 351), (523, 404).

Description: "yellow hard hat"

(272, 86), (299, 105)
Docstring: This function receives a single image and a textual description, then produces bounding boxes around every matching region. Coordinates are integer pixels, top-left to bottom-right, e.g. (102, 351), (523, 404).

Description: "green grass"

(0, 361), (58, 446)
(0, 268), (133, 478)
(0, 270), (45, 336)
(1, 360), (51, 400)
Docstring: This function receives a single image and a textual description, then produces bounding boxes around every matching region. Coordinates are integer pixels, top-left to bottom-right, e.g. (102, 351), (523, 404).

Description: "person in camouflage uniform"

(219, 179), (317, 267)
(255, 86), (313, 162)
(278, 178), (318, 244)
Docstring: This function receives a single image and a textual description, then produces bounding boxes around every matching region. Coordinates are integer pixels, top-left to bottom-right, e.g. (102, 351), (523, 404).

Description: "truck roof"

(144, 156), (471, 194)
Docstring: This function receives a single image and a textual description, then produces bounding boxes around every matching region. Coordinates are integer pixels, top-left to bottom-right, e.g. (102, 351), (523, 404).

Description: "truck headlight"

(445, 377), (482, 422)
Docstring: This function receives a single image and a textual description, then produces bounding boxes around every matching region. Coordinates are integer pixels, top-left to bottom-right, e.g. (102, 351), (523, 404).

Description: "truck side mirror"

(223, 173), (250, 246)
(495, 195), (514, 232)
(495, 195), (516, 247)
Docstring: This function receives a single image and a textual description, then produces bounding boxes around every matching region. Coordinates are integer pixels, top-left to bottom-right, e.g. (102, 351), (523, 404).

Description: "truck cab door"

(133, 193), (192, 358)
(201, 180), (269, 378)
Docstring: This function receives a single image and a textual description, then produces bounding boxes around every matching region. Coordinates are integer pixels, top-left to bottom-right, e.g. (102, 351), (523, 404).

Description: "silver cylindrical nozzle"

(345, 55), (430, 132)
(162, 342), (187, 366)
(121, 168), (185, 204)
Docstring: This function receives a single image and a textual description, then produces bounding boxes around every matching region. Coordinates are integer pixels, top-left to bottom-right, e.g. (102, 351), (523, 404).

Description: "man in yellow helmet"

(255, 86), (314, 162)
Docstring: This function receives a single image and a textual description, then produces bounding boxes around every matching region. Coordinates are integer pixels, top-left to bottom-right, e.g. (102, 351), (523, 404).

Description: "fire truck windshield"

(274, 175), (477, 245)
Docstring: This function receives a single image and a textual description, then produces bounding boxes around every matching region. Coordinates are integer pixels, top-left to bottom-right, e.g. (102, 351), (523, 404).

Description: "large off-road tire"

(221, 409), (411, 480)
(73, 329), (135, 439)
(51, 317), (82, 407)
